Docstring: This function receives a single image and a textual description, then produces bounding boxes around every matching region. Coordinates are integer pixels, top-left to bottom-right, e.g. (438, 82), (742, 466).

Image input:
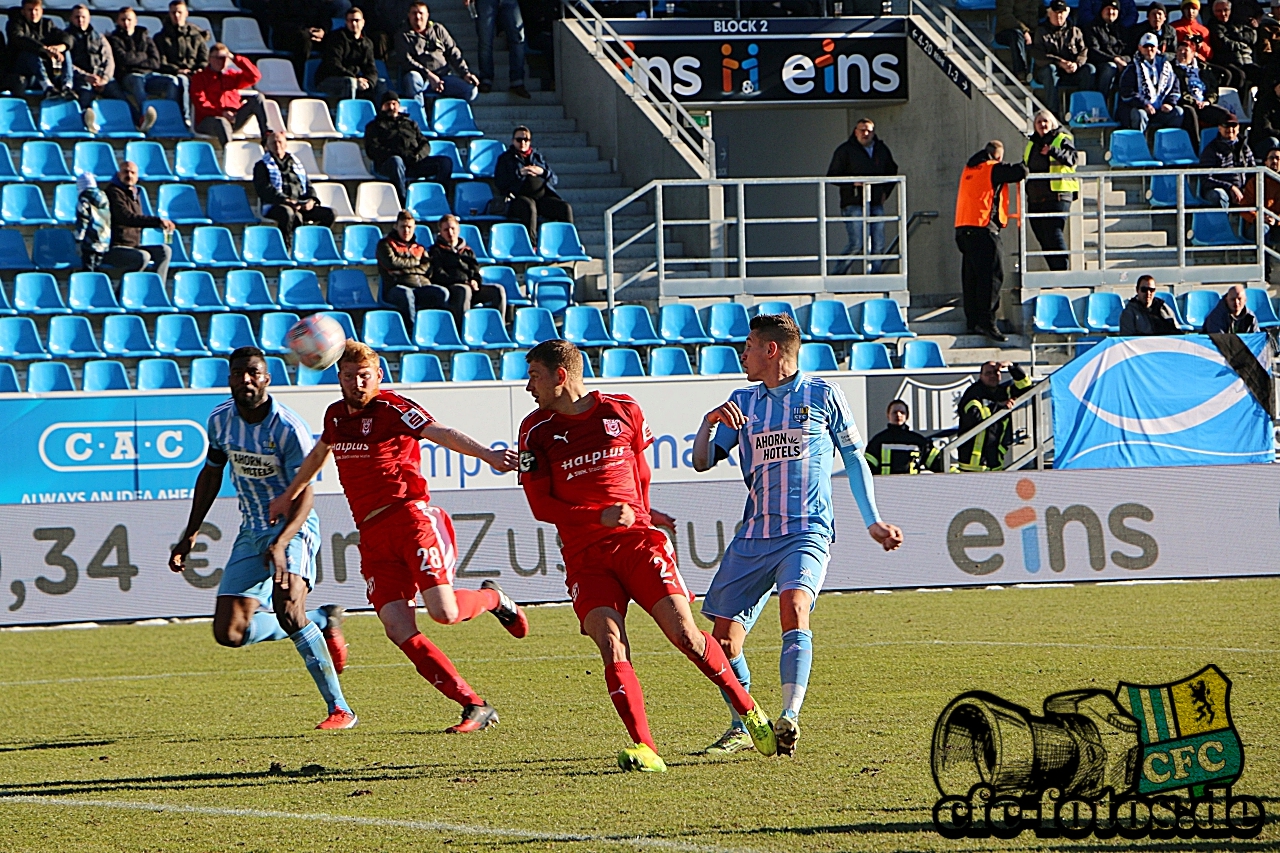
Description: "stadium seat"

(513, 307), (560, 347)
(39, 97), (91, 138)
(610, 304), (662, 346)
(91, 98), (143, 138)
(355, 181), (401, 221)
(3, 184), (56, 225)
(27, 361), (76, 392)
(53, 182), (78, 223)
(319, 310), (357, 342)
(1067, 90), (1119, 129)
(1201, 127), (1219, 151)
(220, 16), (272, 53)
(225, 269), (279, 311)
(649, 346), (694, 376)
(278, 269), (333, 311)
(432, 98), (483, 137)
(429, 140), (470, 179)
(453, 181), (501, 223)
(798, 342), (839, 372)
(265, 355), (292, 385)
(538, 222), (591, 262)
(532, 279), (572, 316)
(0, 230), (35, 270)
(463, 307), (515, 350)
(143, 99), (192, 139)
(259, 311), (301, 353)
(313, 182), (358, 222)
(489, 223), (539, 263)
(1146, 174), (1196, 208)
(33, 229), (79, 270)
(1190, 212), (1242, 246)
(14, 272), (70, 314)
(902, 339), (948, 369)
(137, 358), (185, 389)
(73, 140), (118, 181)
(121, 272), (177, 313)
(140, 225), (195, 269)
(190, 356), (230, 388)
(0, 316), (50, 359)
(172, 270), (225, 312)
(329, 268), (378, 309)
(292, 225), (346, 266)
(136, 15), (164, 36)
(1245, 287), (1280, 329)
(699, 345), (744, 375)
(467, 138), (504, 179)
(460, 224), (494, 263)
(123, 140), (175, 180)
(1033, 293), (1089, 334)
(254, 60), (306, 98)
(222, 141), (263, 180)
(322, 141), (374, 180)
(157, 183), (210, 224)
(0, 280), (12, 316)
(401, 352), (445, 382)
(302, 57), (322, 95)
(0, 362), (16, 391)
(406, 181), (452, 221)
(402, 100), (432, 134)
(451, 351), (495, 381)
(1153, 290), (1194, 331)
(298, 363), (339, 385)
(1217, 86), (1250, 122)
(413, 309), (467, 351)
(747, 300), (797, 321)
(0, 147), (23, 184)
(0, 98), (42, 138)
(850, 341), (893, 370)
(1180, 289), (1222, 328)
(363, 309), (418, 352)
(208, 312), (259, 354)
(852, 298), (915, 339)
(1107, 130), (1161, 167)
(564, 305), (613, 347)
(83, 359), (130, 391)
(658, 304), (712, 345)
(499, 350), (529, 380)
(700, 302), (751, 342)
(205, 183), (258, 224)
(341, 223), (382, 264)
(798, 299), (862, 342)
(47, 315), (104, 359)
(192, 226), (247, 267)
(581, 351), (595, 377)
(102, 314), (159, 357)
(1085, 291), (1124, 333)
(1153, 128), (1197, 166)
(67, 272), (123, 314)
(336, 99), (376, 137)
(174, 140), (226, 180)
(155, 312), (211, 357)
(601, 347), (645, 377)
(479, 265), (530, 308)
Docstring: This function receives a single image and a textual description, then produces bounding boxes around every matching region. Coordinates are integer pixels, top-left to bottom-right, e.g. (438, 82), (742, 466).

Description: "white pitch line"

(0, 795), (761, 853)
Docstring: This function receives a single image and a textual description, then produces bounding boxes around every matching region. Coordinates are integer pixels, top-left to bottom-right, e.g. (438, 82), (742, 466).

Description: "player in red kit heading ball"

(517, 340), (778, 772)
(270, 341), (528, 733)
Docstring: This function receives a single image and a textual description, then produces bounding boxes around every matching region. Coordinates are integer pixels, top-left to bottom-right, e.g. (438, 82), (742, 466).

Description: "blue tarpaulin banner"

(1051, 334), (1273, 469)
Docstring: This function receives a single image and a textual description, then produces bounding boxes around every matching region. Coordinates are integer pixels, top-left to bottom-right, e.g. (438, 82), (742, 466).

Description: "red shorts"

(357, 500), (458, 612)
(564, 526), (691, 628)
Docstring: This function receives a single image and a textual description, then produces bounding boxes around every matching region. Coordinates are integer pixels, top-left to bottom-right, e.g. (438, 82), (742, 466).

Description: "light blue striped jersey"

(205, 397), (315, 531)
(710, 373), (863, 539)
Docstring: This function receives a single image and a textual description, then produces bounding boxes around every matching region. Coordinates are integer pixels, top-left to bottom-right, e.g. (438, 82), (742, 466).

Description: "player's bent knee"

(427, 605), (460, 625)
(717, 635), (741, 659)
(213, 626), (245, 648)
(672, 630), (703, 657)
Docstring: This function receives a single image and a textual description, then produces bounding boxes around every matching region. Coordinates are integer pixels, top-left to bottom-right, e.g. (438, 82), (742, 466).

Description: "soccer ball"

(286, 314), (346, 370)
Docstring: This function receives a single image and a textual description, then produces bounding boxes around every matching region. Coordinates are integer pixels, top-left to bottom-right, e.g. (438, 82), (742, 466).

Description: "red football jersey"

(518, 392), (654, 557)
(320, 390), (436, 527)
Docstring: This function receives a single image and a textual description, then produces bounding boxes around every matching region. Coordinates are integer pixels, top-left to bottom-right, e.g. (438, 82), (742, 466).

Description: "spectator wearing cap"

(73, 172), (110, 272)
(1119, 275), (1180, 334)
(1118, 32), (1184, 132)
(1174, 0), (1213, 61)
(1202, 283), (1260, 332)
(316, 6), (387, 104)
(1127, 2), (1177, 54)
(1207, 0), (1260, 90)
(395, 1), (479, 108)
(363, 92), (453, 204)
(1174, 38), (1220, 145)
(252, 131), (335, 247)
(1085, 0), (1130, 95)
(190, 42), (268, 146)
(1199, 109), (1256, 208)
(1077, 0), (1138, 27)
(994, 0), (1043, 81)
(1033, 0), (1094, 119)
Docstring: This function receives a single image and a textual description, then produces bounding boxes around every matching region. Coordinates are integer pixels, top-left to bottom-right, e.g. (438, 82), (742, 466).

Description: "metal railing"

(561, 0), (716, 177)
(603, 176), (908, 307)
(936, 379), (1054, 472)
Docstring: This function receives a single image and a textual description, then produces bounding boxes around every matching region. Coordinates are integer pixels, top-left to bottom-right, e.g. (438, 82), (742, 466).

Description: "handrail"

(560, 0), (716, 177)
(937, 379), (1053, 472)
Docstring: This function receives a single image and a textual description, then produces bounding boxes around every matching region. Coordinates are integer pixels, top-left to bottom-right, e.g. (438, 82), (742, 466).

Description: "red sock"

(604, 661), (655, 750)
(398, 633), (481, 706)
(686, 631), (754, 716)
(451, 588), (500, 623)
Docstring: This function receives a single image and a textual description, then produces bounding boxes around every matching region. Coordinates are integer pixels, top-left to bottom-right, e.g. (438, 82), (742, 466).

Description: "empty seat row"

(1032, 287), (1280, 335)
(0, 355), (294, 393)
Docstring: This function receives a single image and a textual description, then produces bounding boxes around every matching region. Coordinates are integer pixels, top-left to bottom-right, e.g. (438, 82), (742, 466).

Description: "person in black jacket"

(252, 131), (335, 246)
(1119, 275), (1180, 334)
(1207, 0), (1260, 89)
(316, 7), (386, 103)
(1202, 283), (1261, 331)
(1024, 109), (1079, 271)
(954, 141), (1029, 342)
(109, 7), (176, 128)
(267, 0), (332, 80)
(955, 361), (1034, 471)
(1084, 0), (1129, 95)
(103, 161), (175, 282)
(826, 117), (897, 274)
(426, 214), (507, 326)
(1126, 1), (1177, 54)
(1199, 109), (1255, 206)
(65, 4), (123, 116)
(154, 1), (208, 123)
(364, 92), (453, 204)
(1249, 80), (1280, 155)
(864, 400), (942, 475)
(7, 0), (72, 96)
(494, 125), (573, 243)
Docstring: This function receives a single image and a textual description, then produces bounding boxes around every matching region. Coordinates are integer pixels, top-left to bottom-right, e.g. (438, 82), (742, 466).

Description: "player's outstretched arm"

(692, 400), (745, 472)
(268, 440), (331, 524)
(169, 463), (224, 572)
(838, 443), (904, 552)
(421, 423), (518, 472)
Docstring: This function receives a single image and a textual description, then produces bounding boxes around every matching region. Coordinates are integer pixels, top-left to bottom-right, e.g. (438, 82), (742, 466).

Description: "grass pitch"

(0, 577), (1277, 853)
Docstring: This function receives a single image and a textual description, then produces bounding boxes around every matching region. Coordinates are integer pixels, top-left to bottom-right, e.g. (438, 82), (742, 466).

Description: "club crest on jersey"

(603, 418), (623, 437)
(361, 417), (373, 436)
(792, 405), (810, 423)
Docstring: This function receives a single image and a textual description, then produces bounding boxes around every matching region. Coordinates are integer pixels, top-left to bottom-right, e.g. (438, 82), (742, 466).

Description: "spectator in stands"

(1174, 37), (1220, 146)
(496, 125), (573, 244)
(1085, 0), (1130, 95)
(471, 0), (529, 97)
(316, 7), (386, 104)
(395, 1), (479, 108)
(190, 42), (267, 146)
(955, 361), (1033, 472)
(154, 0), (208, 118)
(1174, 0), (1213, 61)
(1240, 147), (1280, 266)
(377, 209), (454, 331)
(252, 131), (335, 247)
(1207, 0), (1259, 89)
(1118, 32), (1184, 132)
(1033, 1), (1094, 120)
(109, 7), (177, 131)
(1119, 275), (1179, 333)
(1203, 283), (1261, 331)
(104, 160), (174, 282)
(1251, 80), (1280, 156)
(364, 91), (453, 204)
(1127, 2), (1177, 54)
(266, 0), (331, 80)
(7, 0), (72, 97)
(1199, 110), (1255, 207)
(427, 214), (507, 324)
(954, 140), (1027, 343)
(864, 400), (941, 475)
(994, 0), (1043, 81)
(65, 4), (122, 127)
(1077, 0), (1138, 28)
(73, 172), (110, 272)
(826, 117), (897, 275)
(1024, 109), (1078, 271)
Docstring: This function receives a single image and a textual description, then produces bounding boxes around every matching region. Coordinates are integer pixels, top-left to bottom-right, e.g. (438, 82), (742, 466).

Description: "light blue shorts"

(217, 513), (321, 605)
(700, 530), (831, 633)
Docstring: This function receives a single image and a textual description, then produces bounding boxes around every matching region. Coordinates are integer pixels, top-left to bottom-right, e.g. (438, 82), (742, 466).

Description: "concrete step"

(551, 160), (613, 175)
(1081, 189), (1128, 207)
(1082, 215), (1156, 231)
(1085, 231), (1169, 247)
(476, 118), (578, 134)
(472, 105), (567, 120)
(555, 173), (624, 189)
(473, 90), (561, 105)
(505, 131), (588, 146)
(539, 145), (603, 162)
(559, 187), (633, 204)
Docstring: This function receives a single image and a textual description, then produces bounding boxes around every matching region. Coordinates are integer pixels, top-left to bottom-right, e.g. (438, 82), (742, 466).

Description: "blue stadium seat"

(293, 225), (346, 266)
(13, 272), (69, 314)
(242, 225), (296, 266)
(1153, 128), (1197, 166)
(1190, 212), (1241, 246)
(1181, 289), (1221, 328)
(850, 341), (893, 370)
(336, 98), (376, 137)
(0, 279), (13, 315)
(121, 272), (177, 313)
(206, 183), (258, 224)
(0, 230), (35, 270)
(429, 140), (470, 179)
(406, 182), (452, 221)
(1245, 287), (1280, 329)
(413, 309), (467, 351)
(528, 266), (573, 308)
(192, 226), (247, 267)
(136, 185), (155, 216)
(341, 223), (382, 264)
(1085, 291), (1124, 333)
(265, 355), (291, 385)
(1033, 293), (1089, 334)
(39, 98), (91, 138)
(259, 311), (301, 354)
(155, 312), (212, 357)
(480, 265), (530, 307)
(699, 345), (744, 375)
(659, 303), (712, 345)
(124, 140), (176, 180)
(73, 140), (119, 181)
(432, 98), (482, 137)
(27, 361), (76, 392)
(102, 314), (160, 357)
(298, 363), (339, 385)
(140, 226), (195, 269)
(467, 138), (504, 179)
(459, 223), (494, 263)
(798, 342), (839, 372)
(1154, 290), (1194, 330)
(451, 351), (495, 381)
(1067, 90), (1119, 130)
(0, 316), (50, 359)
(321, 310), (357, 341)
(489, 222), (539, 262)
(175, 140), (226, 180)
(0, 362), (17, 391)
(852, 298), (915, 339)
(454, 181), (501, 222)
(137, 358), (185, 389)
(91, 99), (143, 138)
(329, 268), (378, 309)
(513, 307), (560, 347)
(363, 309), (417, 352)
(402, 100), (432, 134)
(0, 98), (42, 138)
(748, 300), (797, 320)
(902, 339), (948, 369)
(798, 299), (862, 342)
(278, 269), (333, 310)
(191, 357), (231, 389)
(1147, 174), (1196, 208)
(47, 315), (104, 359)
(172, 270), (225, 312)
(564, 305), (613, 347)
(53, 182), (78, 223)
(650, 346), (694, 376)
(610, 304), (662, 346)
(700, 302), (750, 342)
(601, 347), (645, 377)
(1201, 127), (1218, 151)
(500, 350), (529, 381)
(303, 58), (322, 95)
(1108, 130), (1161, 167)
(143, 99), (192, 138)
(208, 312), (259, 354)
(462, 307), (515, 350)
(83, 359), (130, 391)
(401, 352), (446, 382)
(3, 184), (56, 224)
(157, 183), (210, 224)
(537, 222), (591, 263)
(225, 269), (279, 310)
(68, 272), (123, 314)
(0, 146), (20, 184)
(33, 228), (79, 270)
(581, 351), (595, 377)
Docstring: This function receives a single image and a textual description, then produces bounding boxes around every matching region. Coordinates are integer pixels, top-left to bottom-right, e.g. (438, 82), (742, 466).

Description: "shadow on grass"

(0, 739), (115, 754)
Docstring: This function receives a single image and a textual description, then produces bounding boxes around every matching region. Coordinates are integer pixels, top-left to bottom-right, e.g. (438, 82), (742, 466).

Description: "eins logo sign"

(947, 478), (1158, 576)
(782, 38), (900, 96)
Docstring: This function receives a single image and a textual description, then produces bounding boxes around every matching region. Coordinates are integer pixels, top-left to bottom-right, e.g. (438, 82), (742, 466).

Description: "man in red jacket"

(190, 41), (268, 145)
